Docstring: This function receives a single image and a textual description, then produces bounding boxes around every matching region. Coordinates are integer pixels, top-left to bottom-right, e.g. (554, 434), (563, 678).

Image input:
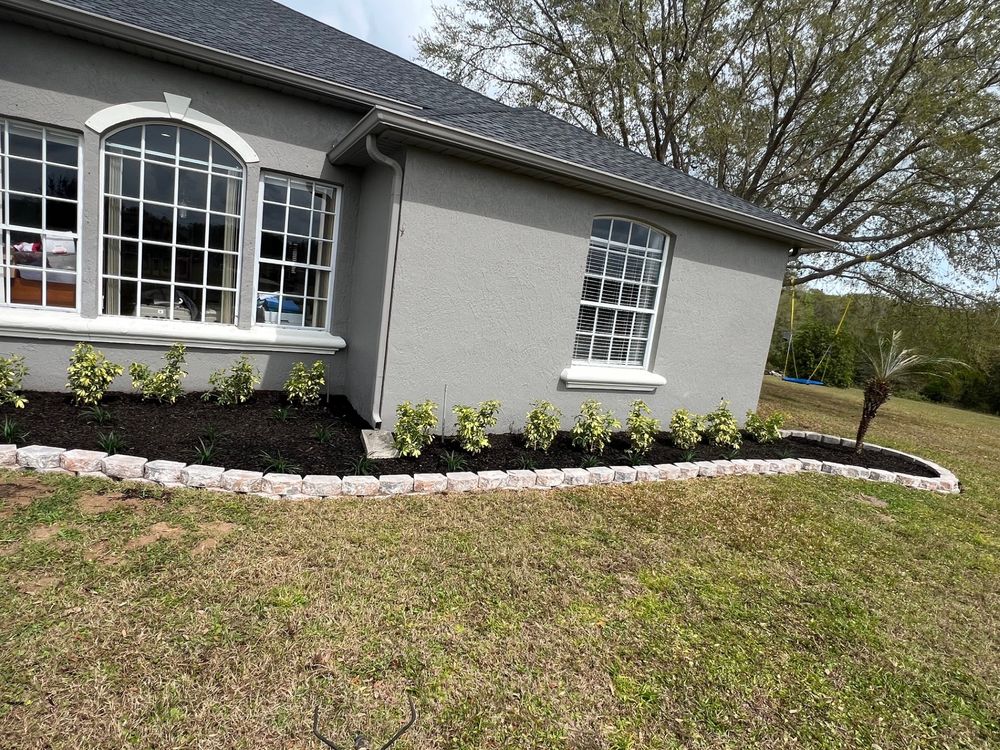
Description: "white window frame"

(97, 120), (247, 326)
(0, 118), (83, 312)
(571, 216), (671, 370)
(252, 172), (341, 331)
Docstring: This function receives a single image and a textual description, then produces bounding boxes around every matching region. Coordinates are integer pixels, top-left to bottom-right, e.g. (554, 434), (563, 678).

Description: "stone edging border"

(0, 429), (959, 499)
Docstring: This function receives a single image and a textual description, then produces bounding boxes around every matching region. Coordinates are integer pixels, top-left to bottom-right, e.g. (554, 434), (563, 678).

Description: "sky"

(279, 0), (440, 61)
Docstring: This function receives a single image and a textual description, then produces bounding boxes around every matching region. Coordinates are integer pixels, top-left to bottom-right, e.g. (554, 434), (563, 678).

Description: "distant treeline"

(768, 289), (1000, 415)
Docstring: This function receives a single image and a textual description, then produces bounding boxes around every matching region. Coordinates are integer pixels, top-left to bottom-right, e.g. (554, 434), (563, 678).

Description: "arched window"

(101, 122), (244, 324)
(573, 217), (669, 367)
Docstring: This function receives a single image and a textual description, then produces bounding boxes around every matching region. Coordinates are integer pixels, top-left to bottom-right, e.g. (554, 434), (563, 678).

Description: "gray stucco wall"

(381, 147), (789, 432)
(0, 22), (364, 392)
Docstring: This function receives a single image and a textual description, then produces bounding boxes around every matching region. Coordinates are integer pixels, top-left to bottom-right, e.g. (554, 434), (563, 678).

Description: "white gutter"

(329, 108), (839, 250)
(364, 134), (405, 428)
(0, 0), (422, 112)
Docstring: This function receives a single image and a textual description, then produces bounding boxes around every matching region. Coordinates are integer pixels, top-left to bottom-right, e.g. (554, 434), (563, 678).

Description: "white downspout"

(365, 133), (404, 428)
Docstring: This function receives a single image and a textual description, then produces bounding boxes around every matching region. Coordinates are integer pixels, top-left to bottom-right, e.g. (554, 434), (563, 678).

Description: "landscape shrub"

(571, 399), (620, 455)
(626, 400), (659, 455)
(0, 354), (29, 408)
(284, 361), (325, 406)
(705, 400), (742, 450)
(393, 400), (438, 457)
(745, 409), (785, 443)
(127, 344), (187, 404)
(668, 409), (703, 450)
(204, 355), (261, 406)
(523, 400), (561, 451)
(453, 399), (501, 454)
(66, 342), (123, 406)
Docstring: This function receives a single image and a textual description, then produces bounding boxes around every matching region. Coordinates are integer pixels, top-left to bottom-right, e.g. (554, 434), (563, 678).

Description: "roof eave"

(329, 108), (839, 251)
(0, 0), (423, 112)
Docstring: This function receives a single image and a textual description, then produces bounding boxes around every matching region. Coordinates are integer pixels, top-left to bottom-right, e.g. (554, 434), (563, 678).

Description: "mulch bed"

(1, 390), (937, 478)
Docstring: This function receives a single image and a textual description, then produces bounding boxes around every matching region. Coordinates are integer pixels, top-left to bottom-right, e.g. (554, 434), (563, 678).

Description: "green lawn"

(1, 378), (998, 749)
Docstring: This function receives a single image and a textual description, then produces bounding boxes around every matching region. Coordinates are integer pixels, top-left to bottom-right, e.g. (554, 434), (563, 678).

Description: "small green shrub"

(193, 438), (216, 464)
(669, 409), (703, 450)
(442, 449), (468, 472)
(272, 405), (293, 422)
(347, 455), (376, 476)
(260, 451), (301, 474)
(1, 416), (28, 444)
(128, 344), (187, 404)
(66, 343), (123, 406)
(204, 355), (261, 406)
(393, 400), (438, 458)
(523, 400), (561, 451)
(453, 399), (501, 454)
(284, 361), (325, 406)
(312, 424), (334, 444)
(626, 400), (660, 456)
(97, 430), (126, 455)
(745, 409), (785, 443)
(0, 354), (29, 408)
(571, 399), (620, 455)
(80, 405), (114, 426)
(705, 399), (742, 450)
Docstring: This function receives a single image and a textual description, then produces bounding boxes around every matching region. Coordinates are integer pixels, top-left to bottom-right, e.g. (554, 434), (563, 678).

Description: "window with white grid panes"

(255, 174), (337, 329)
(101, 122), (244, 324)
(0, 119), (80, 309)
(573, 218), (668, 367)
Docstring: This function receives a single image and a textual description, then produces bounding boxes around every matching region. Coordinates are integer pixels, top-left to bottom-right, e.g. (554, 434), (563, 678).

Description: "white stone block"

(0, 444), (18, 466)
(412, 473), (447, 493)
(379, 474), (413, 495)
(343, 475), (381, 496)
(534, 468), (564, 487)
(505, 469), (536, 489)
(262, 473), (303, 496)
(867, 469), (895, 483)
(302, 474), (342, 496)
(16, 445), (65, 470)
(609, 465), (637, 483)
(446, 472), (479, 492)
(655, 464), (683, 480)
(101, 454), (147, 480)
(779, 458), (803, 474)
(181, 465), (225, 488)
(633, 465), (659, 482)
(144, 460), (186, 484)
(220, 469), (264, 494)
(894, 473), (922, 488)
(799, 458), (823, 473)
(560, 468), (590, 486)
(712, 460), (736, 475)
(60, 449), (108, 474)
(477, 470), (508, 490)
(673, 462), (700, 479)
(586, 466), (615, 484)
(694, 461), (718, 477)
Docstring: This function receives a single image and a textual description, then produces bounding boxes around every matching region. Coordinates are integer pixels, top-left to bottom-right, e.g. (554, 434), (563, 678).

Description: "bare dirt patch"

(0, 476), (52, 517)
(191, 521), (237, 556)
(16, 574), (61, 594)
(28, 523), (66, 543)
(856, 493), (890, 509)
(78, 487), (167, 515)
(125, 522), (185, 550)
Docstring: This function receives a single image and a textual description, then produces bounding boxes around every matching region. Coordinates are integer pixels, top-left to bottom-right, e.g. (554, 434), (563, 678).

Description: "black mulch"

(0, 390), (937, 478)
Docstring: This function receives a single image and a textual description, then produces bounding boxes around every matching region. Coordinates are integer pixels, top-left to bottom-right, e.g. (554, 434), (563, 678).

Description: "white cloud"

(279, 0), (442, 60)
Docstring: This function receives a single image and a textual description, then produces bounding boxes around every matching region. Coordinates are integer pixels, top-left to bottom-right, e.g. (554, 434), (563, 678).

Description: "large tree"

(417, 0), (1000, 303)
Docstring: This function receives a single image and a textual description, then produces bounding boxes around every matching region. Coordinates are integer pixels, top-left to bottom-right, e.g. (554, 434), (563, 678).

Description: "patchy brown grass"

(0, 379), (998, 749)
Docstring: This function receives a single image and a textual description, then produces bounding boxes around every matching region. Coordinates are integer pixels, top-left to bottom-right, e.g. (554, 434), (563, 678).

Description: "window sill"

(0, 308), (346, 354)
(560, 364), (666, 392)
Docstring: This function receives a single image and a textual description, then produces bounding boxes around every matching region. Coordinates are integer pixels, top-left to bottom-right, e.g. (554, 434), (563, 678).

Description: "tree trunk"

(855, 379), (892, 453)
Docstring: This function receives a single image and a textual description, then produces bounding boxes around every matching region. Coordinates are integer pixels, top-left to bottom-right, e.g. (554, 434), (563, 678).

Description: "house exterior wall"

(0, 22), (364, 391)
(381, 147), (789, 431)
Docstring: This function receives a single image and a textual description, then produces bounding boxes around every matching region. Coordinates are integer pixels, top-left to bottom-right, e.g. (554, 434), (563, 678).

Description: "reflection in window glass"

(102, 123), (243, 324)
(1, 119), (79, 309)
(573, 218), (668, 367)
(255, 174), (337, 329)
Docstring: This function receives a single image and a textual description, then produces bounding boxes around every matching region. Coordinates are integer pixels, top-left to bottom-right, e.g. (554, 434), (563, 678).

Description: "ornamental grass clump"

(393, 400), (438, 458)
(453, 399), (501, 454)
(523, 400), (561, 451)
(128, 343), (186, 404)
(705, 399), (742, 451)
(204, 355), (261, 406)
(66, 343), (123, 406)
(668, 408), (703, 450)
(571, 399), (620, 456)
(745, 409), (785, 443)
(284, 361), (325, 406)
(0, 354), (29, 408)
(626, 399), (659, 456)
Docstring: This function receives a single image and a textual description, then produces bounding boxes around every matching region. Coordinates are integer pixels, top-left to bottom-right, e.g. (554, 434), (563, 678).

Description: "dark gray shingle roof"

(51, 0), (810, 234)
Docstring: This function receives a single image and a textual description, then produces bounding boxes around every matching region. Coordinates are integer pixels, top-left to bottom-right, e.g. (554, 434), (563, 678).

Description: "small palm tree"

(855, 330), (964, 453)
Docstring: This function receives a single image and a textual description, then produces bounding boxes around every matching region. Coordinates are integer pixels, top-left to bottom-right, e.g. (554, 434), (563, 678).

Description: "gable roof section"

(4, 0), (837, 248)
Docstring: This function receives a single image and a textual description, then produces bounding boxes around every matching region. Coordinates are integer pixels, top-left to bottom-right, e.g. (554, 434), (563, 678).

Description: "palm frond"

(863, 330), (966, 382)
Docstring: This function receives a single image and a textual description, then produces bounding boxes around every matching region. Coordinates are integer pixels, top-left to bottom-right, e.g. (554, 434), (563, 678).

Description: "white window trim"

(97, 121), (247, 326)
(252, 172), (342, 332)
(0, 118), (84, 312)
(0, 307), (345, 354)
(85, 93), (260, 164)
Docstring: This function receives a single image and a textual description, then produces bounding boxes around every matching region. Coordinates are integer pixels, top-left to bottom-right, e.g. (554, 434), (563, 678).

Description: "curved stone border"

(0, 430), (959, 500)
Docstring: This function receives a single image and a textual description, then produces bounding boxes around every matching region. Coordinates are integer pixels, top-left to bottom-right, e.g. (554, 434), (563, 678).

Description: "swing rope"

(806, 296), (853, 383)
(783, 284), (797, 378)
